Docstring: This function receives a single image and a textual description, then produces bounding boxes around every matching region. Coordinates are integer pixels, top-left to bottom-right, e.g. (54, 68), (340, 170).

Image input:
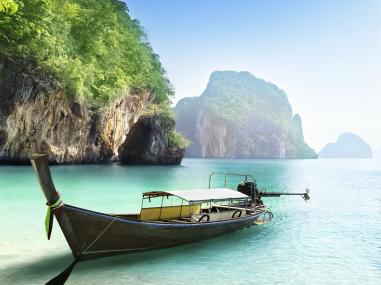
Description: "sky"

(126, 0), (381, 152)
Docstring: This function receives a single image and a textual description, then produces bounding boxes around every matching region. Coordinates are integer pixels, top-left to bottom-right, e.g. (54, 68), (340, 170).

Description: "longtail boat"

(30, 154), (309, 284)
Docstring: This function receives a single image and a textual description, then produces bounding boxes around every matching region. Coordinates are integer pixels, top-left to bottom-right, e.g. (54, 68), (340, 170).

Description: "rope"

(45, 197), (63, 240)
(82, 216), (118, 254)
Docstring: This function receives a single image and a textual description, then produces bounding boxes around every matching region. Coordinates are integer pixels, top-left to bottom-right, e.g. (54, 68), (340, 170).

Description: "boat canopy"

(143, 188), (249, 204)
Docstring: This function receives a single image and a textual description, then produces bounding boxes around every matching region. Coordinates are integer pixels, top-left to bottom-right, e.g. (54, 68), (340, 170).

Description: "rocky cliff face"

(186, 108), (238, 157)
(119, 114), (185, 165)
(174, 71), (317, 159)
(0, 56), (183, 164)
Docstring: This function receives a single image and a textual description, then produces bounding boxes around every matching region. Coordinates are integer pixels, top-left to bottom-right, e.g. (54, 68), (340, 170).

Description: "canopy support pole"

(159, 196), (164, 220)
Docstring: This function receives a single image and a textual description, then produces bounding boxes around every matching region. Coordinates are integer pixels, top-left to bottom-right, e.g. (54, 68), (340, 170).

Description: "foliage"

(145, 103), (174, 121)
(200, 71), (292, 127)
(0, 0), (173, 106)
(145, 103), (190, 149)
(168, 129), (191, 149)
(0, 0), (18, 14)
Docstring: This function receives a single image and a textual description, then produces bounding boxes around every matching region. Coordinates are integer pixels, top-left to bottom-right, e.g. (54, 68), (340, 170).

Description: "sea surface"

(0, 158), (380, 284)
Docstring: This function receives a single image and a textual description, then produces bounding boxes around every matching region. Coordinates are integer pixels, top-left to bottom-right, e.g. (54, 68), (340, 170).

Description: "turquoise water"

(1, 159), (381, 284)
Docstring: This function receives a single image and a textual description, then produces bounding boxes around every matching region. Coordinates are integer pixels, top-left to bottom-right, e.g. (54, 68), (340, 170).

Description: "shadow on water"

(1, 253), (73, 284)
(78, 227), (265, 271)
(1, 224), (273, 284)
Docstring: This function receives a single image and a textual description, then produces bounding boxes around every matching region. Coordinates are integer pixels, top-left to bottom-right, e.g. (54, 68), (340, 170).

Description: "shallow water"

(0, 158), (380, 284)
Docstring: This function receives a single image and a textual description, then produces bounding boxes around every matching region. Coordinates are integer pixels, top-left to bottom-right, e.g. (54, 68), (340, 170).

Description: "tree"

(0, 0), (173, 106)
(0, 0), (18, 14)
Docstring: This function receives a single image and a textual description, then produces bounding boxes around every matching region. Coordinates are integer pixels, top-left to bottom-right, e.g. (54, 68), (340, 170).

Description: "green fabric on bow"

(45, 198), (63, 240)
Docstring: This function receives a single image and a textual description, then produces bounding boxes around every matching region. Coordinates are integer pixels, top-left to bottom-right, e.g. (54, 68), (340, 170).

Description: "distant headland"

(319, 132), (373, 159)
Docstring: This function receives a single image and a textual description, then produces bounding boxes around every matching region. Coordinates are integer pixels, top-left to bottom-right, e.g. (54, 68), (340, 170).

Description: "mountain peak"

(201, 70), (288, 109)
(174, 71), (316, 159)
(337, 132), (367, 144)
(209, 70), (256, 79)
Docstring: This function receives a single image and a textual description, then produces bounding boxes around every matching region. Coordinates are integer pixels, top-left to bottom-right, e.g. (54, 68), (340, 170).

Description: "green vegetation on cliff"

(0, 0), (173, 106)
(145, 104), (191, 150)
(200, 71), (292, 126)
(0, 0), (18, 14)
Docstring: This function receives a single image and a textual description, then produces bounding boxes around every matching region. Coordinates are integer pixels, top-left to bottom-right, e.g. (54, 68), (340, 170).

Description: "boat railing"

(208, 171), (257, 189)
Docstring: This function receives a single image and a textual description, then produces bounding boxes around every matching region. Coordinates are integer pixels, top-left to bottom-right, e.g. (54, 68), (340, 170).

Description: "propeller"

(302, 189), (310, 201)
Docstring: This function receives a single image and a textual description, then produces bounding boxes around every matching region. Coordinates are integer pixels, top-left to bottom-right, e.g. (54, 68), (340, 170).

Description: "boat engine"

(237, 181), (263, 205)
(237, 181), (310, 205)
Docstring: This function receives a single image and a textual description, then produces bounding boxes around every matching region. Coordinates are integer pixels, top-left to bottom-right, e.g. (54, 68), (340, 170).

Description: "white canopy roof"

(166, 188), (249, 204)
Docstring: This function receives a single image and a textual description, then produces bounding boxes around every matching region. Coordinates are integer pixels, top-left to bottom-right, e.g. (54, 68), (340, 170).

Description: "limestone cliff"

(119, 113), (185, 165)
(174, 71), (317, 159)
(0, 56), (182, 164)
(0, 0), (184, 164)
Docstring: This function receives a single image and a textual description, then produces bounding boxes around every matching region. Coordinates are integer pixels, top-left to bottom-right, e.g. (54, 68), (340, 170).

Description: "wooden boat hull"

(30, 154), (264, 261)
(55, 205), (262, 261)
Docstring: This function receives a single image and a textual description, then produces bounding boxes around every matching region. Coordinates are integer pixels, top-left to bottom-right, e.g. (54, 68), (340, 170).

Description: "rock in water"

(319, 133), (373, 158)
(119, 114), (185, 165)
(174, 71), (316, 159)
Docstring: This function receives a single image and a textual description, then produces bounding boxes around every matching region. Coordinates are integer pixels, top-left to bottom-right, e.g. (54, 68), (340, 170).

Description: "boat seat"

(214, 205), (248, 211)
